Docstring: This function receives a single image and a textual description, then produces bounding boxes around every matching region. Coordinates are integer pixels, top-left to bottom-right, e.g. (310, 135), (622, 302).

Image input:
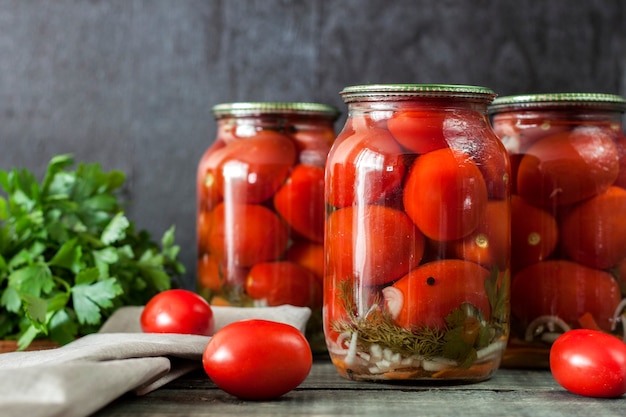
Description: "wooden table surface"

(93, 356), (625, 417)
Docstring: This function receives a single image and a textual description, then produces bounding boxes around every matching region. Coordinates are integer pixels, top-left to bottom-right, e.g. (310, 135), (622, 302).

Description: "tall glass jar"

(197, 102), (339, 351)
(489, 93), (626, 368)
(324, 84), (511, 382)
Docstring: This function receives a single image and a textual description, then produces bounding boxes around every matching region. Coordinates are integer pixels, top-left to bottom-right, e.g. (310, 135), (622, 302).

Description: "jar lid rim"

(340, 84), (496, 102)
(489, 93), (626, 112)
(212, 102), (340, 118)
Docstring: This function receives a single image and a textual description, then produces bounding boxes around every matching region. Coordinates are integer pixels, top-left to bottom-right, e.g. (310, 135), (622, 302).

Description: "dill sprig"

(330, 268), (510, 367)
(331, 280), (446, 359)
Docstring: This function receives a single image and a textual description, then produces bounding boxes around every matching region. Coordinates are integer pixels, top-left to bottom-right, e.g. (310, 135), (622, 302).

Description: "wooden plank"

(94, 362), (626, 417)
(96, 382), (625, 417)
(160, 360), (561, 392)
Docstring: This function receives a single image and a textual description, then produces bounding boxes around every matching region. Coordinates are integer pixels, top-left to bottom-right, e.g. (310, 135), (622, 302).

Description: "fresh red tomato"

(386, 110), (448, 154)
(245, 261), (322, 308)
(510, 195), (559, 272)
(511, 260), (621, 332)
(448, 200), (509, 269)
(403, 148), (488, 241)
(326, 127), (405, 208)
(516, 126), (619, 206)
(140, 289), (214, 336)
(560, 186), (626, 269)
(202, 319), (312, 400)
(206, 202), (288, 267)
(550, 329), (626, 398)
(383, 259), (491, 330)
(203, 130), (296, 204)
(273, 164), (325, 243)
(326, 205), (425, 286)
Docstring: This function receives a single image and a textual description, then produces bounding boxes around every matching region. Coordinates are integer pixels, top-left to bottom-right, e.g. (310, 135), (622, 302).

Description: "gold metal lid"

(339, 84), (497, 103)
(212, 102), (340, 119)
(489, 93), (626, 113)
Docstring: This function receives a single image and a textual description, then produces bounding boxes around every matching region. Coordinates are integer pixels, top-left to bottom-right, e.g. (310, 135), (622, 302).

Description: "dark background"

(1, 0), (625, 288)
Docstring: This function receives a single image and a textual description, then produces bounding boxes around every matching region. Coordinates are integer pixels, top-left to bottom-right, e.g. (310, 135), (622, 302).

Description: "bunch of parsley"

(0, 154), (185, 349)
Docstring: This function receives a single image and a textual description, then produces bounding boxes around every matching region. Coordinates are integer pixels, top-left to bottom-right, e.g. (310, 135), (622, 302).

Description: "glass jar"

(197, 102), (339, 351)
(489, 93), (626, 368)
(324, 84), (511, 382)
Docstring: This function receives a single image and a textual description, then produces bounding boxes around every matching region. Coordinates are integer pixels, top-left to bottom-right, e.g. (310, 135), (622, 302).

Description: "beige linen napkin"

(0, 305), (311, 417)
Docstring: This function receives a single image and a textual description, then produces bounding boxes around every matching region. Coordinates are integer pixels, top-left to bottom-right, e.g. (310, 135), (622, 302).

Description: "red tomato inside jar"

(197, 102), (338, 352)
(324, 84), (511, 382)
(489, 93), (626, 368)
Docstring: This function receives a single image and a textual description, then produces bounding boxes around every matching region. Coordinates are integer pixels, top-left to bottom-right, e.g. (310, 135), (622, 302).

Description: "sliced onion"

(381, 286), (403, 319)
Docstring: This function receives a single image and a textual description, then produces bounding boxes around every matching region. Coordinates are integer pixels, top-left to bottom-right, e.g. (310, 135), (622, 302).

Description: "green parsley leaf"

(22, 293), (48, 324)
(72, 276), (122, 325)
(48, 309), (78, 345)
(17, 325), (41, 351)
(101, 213), (129, 245)
(9, 264), (54, 297)
(49, 238), (83, 273)
(0, 155), (183, 349)
(0, 287), (21, 313)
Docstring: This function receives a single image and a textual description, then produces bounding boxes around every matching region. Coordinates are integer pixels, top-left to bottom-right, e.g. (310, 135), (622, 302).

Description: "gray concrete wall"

(1, 0), (625, 288)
